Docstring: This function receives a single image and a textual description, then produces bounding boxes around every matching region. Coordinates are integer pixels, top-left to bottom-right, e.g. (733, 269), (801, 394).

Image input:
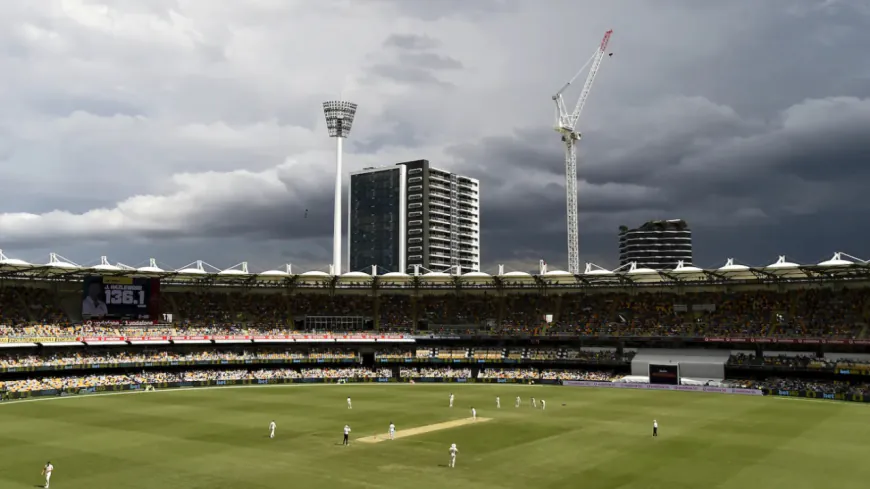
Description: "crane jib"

(548, 29), (613, 275)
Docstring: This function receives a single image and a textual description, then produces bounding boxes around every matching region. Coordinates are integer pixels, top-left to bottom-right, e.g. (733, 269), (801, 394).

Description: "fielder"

(515, 395), (521, 408)
(471, 407), (477, 420)
(449, 443), (459, 468)
(347, 397), (352, 409)
(449, 393), (454, 408)
(496, 396), (500, 408)
(541, 400), (546, 410)
(531, 397), (537, 408)
(389, 422), (396, 440)
(42, 461), (53, 489)
(269, 420), (276, 439)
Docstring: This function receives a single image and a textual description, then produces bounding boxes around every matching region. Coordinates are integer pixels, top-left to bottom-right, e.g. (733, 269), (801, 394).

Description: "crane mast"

(552, 29), (612, 275)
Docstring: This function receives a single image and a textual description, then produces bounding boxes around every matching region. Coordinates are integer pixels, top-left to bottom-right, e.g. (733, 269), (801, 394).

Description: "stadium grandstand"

(2, 249), (870, 403)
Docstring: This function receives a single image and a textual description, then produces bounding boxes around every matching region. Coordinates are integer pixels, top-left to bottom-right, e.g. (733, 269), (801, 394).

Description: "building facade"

(348, 160), (480, 274)
(618, 219), (692, 270)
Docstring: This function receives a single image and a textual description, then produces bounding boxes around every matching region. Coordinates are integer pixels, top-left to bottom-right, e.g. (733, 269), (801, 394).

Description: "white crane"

(552, 29), (613, 275)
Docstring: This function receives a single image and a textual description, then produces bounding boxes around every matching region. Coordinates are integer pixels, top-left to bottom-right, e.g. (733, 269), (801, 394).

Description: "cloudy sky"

(1, 0), (869, 273)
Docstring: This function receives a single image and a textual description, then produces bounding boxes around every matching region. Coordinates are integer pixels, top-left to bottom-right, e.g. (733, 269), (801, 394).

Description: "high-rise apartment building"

(618, 219), (692, 270)
(348, 160), (480, 274)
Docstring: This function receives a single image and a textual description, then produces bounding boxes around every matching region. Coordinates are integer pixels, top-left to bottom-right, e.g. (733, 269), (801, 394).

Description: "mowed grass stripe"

(3, 385), (870, 489)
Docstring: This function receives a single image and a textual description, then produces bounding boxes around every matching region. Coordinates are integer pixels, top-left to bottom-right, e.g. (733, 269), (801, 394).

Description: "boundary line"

(2, 382), (865, 408)
(0, 382), (546, 407)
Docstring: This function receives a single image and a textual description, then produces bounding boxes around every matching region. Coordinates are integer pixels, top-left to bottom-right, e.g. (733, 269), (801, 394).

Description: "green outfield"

(1, 384), (869, 489)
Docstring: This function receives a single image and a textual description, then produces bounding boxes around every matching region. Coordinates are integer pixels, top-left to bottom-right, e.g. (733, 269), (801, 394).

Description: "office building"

(618, 219), (692, 270)
(348, 160), (480, 274)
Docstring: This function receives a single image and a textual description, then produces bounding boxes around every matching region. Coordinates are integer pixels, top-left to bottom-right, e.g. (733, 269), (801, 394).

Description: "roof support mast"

(552, 29), (613, 275)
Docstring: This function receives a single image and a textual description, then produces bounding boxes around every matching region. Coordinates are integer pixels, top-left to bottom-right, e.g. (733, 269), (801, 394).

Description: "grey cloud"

(383, 34), (440, 51)
(396, 52), (463, 70)
(2, 0), (870, 273)
(364, 36), (463, 87)
(349, 119), (424, 154)
(446, 94), (870, 267)
(366, 63), (450, 86)
(374, 0), (518, 21)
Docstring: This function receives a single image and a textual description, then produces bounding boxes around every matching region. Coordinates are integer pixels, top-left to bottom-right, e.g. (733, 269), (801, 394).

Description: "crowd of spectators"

(0, 348), (359, 369)
(730, 377), (870, 396)
(400, 367), (473, 378)
(2, 286), (869, 339)
(396, 366), (618, 381)
(476, 368), (619, 381)
(550, 289), (870, 338)
(0, 367), (392, 393)
(728, 353), (870, 369)
(379, 295), (413, 329)
(376, 347), (634, 362)
(9, 347), (870, 371)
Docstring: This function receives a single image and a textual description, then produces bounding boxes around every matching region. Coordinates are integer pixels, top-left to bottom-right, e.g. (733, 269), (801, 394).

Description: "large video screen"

(649, 364), (680, 385)
(81, 276), (160, 320)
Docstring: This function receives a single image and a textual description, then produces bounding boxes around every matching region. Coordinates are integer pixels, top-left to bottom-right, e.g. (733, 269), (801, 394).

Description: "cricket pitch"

(357, 417), (492, 444)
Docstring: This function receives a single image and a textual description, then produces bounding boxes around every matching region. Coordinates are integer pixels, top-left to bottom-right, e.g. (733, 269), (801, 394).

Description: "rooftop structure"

(619, 219), (692, 270)
(1, 250), (868, 289)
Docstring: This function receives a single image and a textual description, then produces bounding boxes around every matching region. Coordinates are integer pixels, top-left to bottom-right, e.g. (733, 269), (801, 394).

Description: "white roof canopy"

(0, 252), (867, 287)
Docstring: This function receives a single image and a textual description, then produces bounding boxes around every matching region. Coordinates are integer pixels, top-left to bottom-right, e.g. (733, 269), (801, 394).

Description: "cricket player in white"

(449, 443), (459, 468)
(531, 397), (537, 408)
(496, 396), (500, 408)
(42, 461), (53, 488)
(269, 420), (276, 439)
(347, 397), (352, 409)
(449, 393), (454, 408)
(515, 396), (521, 408)
(471, 407), (477, 420)
(389, 422), (396, 440)
(541, 400), (546, 410)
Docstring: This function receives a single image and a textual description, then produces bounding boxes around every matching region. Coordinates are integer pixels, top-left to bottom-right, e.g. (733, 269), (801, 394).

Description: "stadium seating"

(2, 286), (869, 339)
(2, 282), (870, 401)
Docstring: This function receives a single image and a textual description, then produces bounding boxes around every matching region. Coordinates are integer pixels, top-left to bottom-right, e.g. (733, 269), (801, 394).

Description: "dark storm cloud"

(448, 95), (870, 267)
(350, 117), (424, 154)
(3, 0), (870, 272)
(365, 36), (464, 87)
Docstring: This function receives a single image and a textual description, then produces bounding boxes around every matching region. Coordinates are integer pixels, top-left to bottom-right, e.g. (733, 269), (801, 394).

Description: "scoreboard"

(81, 276), (160, 320)
(648, 364), (680, 385)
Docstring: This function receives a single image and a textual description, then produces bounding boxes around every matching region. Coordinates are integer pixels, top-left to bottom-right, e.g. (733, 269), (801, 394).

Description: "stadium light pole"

(322, 100), (358, 275)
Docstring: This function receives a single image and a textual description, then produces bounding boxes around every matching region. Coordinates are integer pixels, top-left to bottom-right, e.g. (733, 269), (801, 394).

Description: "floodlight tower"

(552, 29), (613, 275)
(322, 100), (358, 274)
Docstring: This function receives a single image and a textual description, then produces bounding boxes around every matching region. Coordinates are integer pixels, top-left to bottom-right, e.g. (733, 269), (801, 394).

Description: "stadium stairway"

(6, 288), (28, 321)
(56, 289), (80, 322)
(373, 296), (380, 329)
(542, 295), (564, 334)
(164, 294), (179, 319)
(5, 287), (21, 313)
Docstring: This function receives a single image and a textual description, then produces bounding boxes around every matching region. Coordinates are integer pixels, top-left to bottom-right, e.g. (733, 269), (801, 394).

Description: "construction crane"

(552, 29), (613, 275)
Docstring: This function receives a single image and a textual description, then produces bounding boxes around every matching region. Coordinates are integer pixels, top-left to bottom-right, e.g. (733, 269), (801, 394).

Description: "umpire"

(343, 424), (351, 445)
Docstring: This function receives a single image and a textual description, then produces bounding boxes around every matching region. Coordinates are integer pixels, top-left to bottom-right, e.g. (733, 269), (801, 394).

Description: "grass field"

(2, 383), (870, 489)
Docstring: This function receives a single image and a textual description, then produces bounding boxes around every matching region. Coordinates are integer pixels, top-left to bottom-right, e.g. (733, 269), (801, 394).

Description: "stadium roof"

(0, 250), (868, 288)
